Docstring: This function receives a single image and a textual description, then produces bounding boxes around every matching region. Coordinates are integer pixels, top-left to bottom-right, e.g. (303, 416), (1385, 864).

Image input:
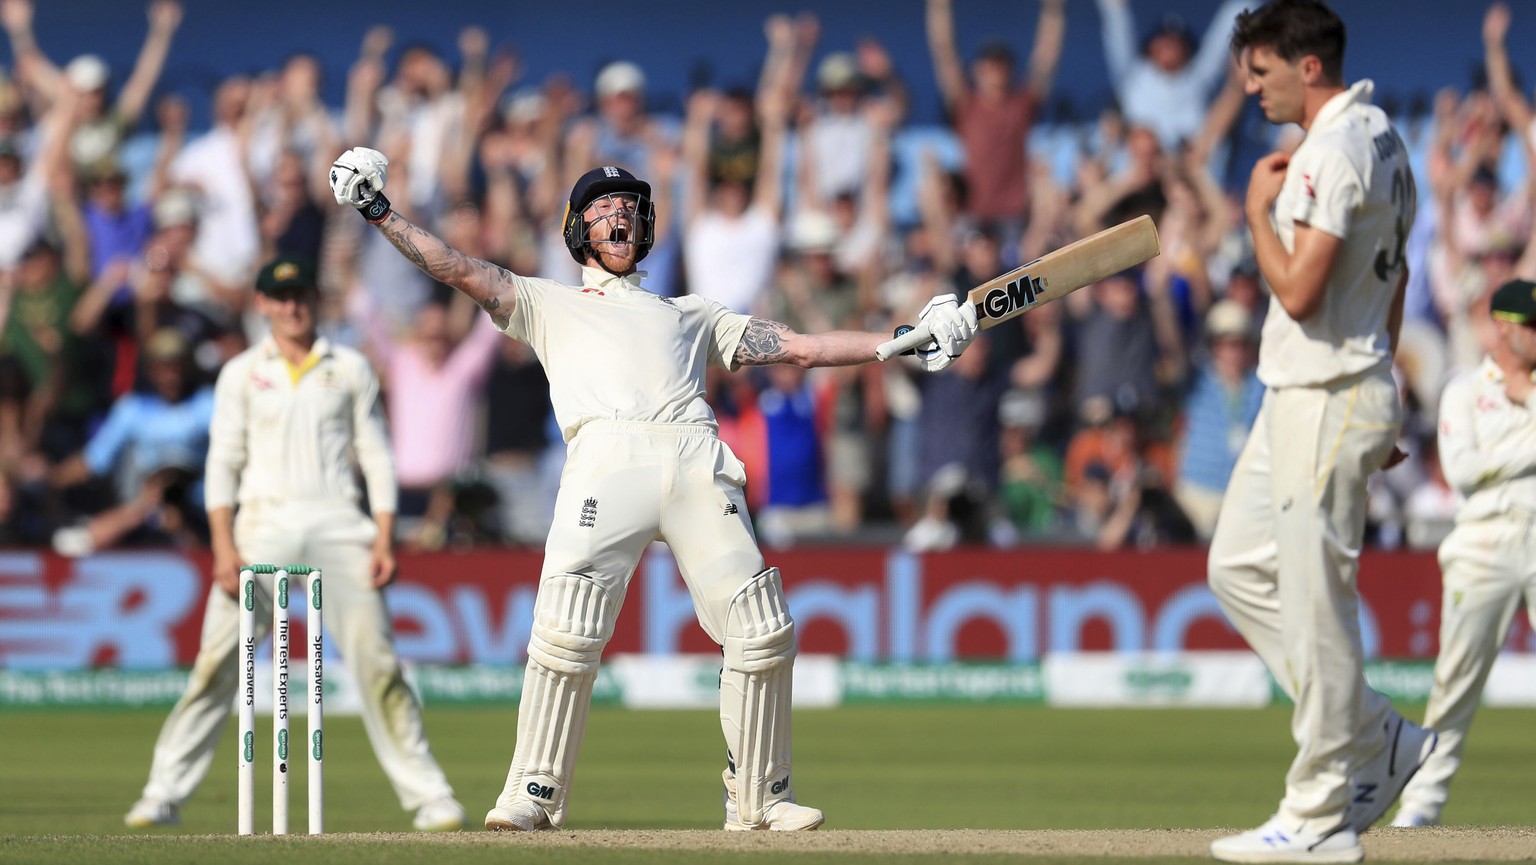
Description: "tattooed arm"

(733, 317), (886, 368)
(372, 211), (518, 329)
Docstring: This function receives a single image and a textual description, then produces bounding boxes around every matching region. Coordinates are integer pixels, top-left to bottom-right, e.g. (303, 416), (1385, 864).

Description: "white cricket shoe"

(1210, 817), (1363, 863)
(721, 769), (824, 831)
(1388, 809), (1438, 828)
(484, 800), (553, 832)
(123, 798), (179, 828)
(413, 796), (465, 831)
(1347, 713), (1437, 834)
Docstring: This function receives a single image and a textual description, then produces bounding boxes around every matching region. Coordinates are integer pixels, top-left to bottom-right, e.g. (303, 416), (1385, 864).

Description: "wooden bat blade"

(970, 214), (1159, 331)
(874, 215), (1161, 361)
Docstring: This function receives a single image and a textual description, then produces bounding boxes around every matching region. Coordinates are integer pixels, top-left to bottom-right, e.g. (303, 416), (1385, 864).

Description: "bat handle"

(875, 322), (934, 362)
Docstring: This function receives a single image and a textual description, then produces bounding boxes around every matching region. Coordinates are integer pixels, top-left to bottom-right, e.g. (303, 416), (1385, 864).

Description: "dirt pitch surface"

(302, 827), (1535, 860)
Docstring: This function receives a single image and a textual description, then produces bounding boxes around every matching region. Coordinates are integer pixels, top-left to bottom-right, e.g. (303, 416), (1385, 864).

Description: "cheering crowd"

(0, 0), (1530, 555)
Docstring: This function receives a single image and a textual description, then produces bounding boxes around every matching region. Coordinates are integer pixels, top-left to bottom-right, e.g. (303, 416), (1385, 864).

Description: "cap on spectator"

(595, 61), (645, 98)
(153, 188), (198, 229)
(1206, 299), (1253, 341)
(503, 87), (547, 124)
(975, 39), (1016, 66)
(22, 235), (59, 259)
(255, 255), (318, 295)
(816, 52), (861, 92)
(65, 55), (110, 92)
(1147, 13), (1194, 48)
(1079, 394), (1114, 427)
(144, 328), (190, 362)
(1231, 253), (1260, 279)
(0, 80), (21, 116)
(1083, 461), (1113, 485)
(82, 156), (125, 184)
(787, 209), (839, 253)
(1490, 278), (1536, 324)
(999, 389), (1047, 429)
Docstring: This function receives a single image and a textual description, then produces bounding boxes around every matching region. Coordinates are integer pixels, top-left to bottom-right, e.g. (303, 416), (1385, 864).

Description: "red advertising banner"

(2, 547), (1527, 671)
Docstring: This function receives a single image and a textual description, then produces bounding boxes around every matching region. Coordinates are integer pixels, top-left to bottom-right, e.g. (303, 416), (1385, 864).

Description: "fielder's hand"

(913, 294), (979, 372)
(329, 146), (392, 222)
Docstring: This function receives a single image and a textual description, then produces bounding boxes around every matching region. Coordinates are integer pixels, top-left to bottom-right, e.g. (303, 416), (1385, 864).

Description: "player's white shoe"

(1347, 713), (1437, 834)
(1210, 818), (1363, 863)
(721, 769), (824, 831)
(413, 796), (465, 831)
(123, 798), (179, 828)
(1388, 809), (1438, 828)
(484, 800), (554, 832)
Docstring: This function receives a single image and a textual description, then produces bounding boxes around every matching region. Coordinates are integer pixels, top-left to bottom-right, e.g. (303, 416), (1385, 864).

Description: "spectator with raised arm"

(680, 73), (788, 315)
(1095, 0), (1248, 152)
(243, 52), (342, 200)
(168, 78), (259, 317)
(1, 0), (182, 170)
(926, 0), (1064, 243)
(351, 288), (502, 550)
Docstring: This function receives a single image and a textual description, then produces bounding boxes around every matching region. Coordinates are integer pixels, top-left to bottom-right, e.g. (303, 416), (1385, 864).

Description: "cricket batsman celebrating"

(328, 148), (977, 830)
(1206, 1), (1435, 861)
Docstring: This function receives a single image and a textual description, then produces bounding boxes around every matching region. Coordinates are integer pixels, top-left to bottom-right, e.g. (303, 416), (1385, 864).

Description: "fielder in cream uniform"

(1207, 2), (1436, 861)
(1392, 279), (1536, 827)
(125, 256), (465, 832)
(326, 151), (977, 832)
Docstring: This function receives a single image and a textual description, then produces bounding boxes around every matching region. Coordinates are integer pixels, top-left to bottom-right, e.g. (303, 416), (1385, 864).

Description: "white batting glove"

(913, 294), (979, 372)
(329, 147), (391, 218)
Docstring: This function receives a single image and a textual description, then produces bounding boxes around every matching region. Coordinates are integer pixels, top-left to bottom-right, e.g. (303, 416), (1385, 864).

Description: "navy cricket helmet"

(562, 165), (655, 267)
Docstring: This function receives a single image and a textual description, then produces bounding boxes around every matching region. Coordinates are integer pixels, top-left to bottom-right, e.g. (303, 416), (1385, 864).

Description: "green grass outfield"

(3, 705), (1532, 864)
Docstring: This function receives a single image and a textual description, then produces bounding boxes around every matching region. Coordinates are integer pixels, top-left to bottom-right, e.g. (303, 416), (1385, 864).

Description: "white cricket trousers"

(495, 421), (769, 818)
(1208, 367), (1401, 832)
(137, 500), (455, 811)
(1397, 513), (1536, 821)
(541, 421), (764, 638)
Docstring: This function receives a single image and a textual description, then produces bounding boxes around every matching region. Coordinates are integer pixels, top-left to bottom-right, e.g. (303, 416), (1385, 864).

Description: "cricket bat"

(875, 214), (1161, 361)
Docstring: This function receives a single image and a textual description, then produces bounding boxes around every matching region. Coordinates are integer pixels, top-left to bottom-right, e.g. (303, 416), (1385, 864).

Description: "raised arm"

(679, 88), (716, 227)
(115, 0), (182, 125)
(754, 86), (790, 220)
(373, 210), (519, 330)
(1188, 0), (1249, 93)
(1484, 3), (1534, 150)
(1095, 0), (1136, 92)
(1027, 0), (1067, 98)
(343, 26), (391, 146)
(926, 0), (967, 110)
(329, 143), (520, 328)
(1, 0), (62, 107)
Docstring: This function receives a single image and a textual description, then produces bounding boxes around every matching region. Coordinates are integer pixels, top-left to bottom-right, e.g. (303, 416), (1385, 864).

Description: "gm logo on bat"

(981, 272), (1047, 321)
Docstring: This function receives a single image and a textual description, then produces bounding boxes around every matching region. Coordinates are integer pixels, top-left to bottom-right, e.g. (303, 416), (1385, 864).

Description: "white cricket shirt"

(1437, 356), (1536, 522)
(1257, 80), (1416, 388)
(204, 336), (398, 512)
(498, 266), (751, 442)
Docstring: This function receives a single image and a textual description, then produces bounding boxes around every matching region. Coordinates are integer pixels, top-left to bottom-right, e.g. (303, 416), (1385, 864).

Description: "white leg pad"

(495, 573), (615, 828)
(719, 567), (797, 827)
